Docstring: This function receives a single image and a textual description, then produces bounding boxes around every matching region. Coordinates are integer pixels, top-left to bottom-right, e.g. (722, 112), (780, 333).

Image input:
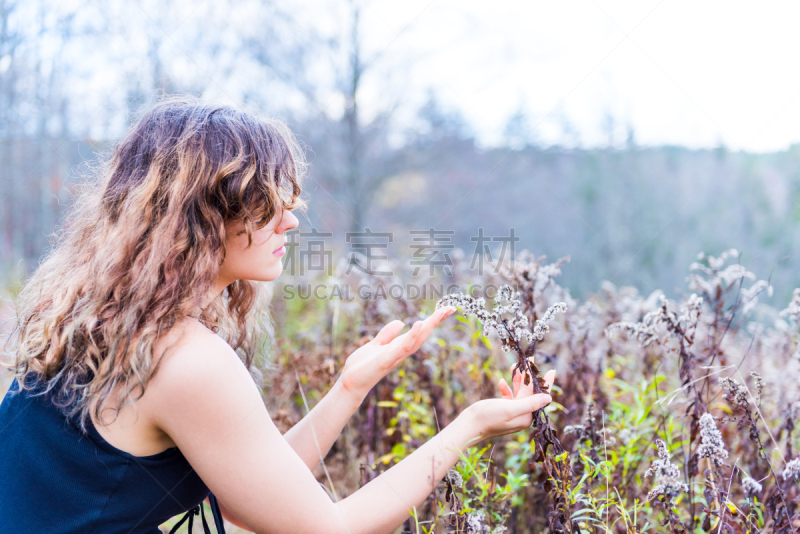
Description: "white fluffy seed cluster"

(688, 249), (751, 294)
(466, 511), (486, 534)
(719, 377), (749, 407)
(618, 428), (634, 443)
(605, 306), (662, 347)
(464, 514), (507, 534)
(533, 302), (568, 342)
(688, 250), (772, 314)
(436, 284), (566, 355)
(645, 439), (688, 501)
(563, 424), (586, 436)
(750, 371), (764, 403)
(697, 413), (728, 467)
(645, 440), (681, 479)
(779, 288), (800, 323)
(606, 294), (703, 347)
(741, 476), (762, 497)
(783, 457), (800, 482)
(678, 294), (703, 325)
(445, 468), (463, 489)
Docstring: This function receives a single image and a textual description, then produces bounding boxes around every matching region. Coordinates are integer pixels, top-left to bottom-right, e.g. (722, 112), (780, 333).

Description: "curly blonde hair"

(2, 96), (305, 430)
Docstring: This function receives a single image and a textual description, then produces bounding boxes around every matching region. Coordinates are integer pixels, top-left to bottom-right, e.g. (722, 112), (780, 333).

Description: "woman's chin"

(262, 263), (284, 281)
(240, 261), (284, 283)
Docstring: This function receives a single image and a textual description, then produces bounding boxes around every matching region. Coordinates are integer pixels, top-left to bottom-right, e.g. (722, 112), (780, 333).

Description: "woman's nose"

(278, 209), (299, 233)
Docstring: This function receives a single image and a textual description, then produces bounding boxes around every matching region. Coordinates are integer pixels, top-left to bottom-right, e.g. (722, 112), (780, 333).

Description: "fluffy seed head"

(783, 458), (800, 482)
(697, 413), (728, 467)
(741, 476), (762, 497)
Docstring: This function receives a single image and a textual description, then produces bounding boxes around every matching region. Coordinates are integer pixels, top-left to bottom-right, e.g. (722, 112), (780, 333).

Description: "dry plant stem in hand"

(436, 286), (563, 432)
(437, 285), (575, 534)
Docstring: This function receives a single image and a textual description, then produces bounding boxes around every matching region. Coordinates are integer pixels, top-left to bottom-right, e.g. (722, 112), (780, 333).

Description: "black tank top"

(0, 377), (226, 533)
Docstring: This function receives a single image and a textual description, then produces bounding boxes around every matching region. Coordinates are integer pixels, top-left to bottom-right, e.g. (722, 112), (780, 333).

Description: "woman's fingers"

(510, 364), (522, 398)
(543, 369), (557, 393)
(372, 320), (406, 346)
(438, 306), (457, 318)
(511, 359), (537, 398)
(511, 360), (555, 398)
(387, 307), (455, 355)
(498, 378), (513, 399)
(509, 393), (552, 418)
(516, 371), (535, 399)
(391, 320), (423, 353)
(409, 306), (456, 353)
(380, 315), (427, 368)
(350, 307), (460, 390)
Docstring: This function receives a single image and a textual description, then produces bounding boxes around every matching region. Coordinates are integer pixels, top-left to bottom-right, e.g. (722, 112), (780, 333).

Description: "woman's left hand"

(338, 306), (457, 401)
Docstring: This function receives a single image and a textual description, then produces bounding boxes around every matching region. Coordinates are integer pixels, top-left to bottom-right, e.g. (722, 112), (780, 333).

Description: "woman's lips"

(273, 245), (286, 256)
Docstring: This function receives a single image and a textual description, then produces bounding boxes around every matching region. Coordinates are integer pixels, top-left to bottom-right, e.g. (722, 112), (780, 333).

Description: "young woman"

(0, 97), (554, 534)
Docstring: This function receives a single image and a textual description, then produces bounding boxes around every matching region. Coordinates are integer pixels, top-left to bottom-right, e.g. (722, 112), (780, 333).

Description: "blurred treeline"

(0, 0), (798, 303)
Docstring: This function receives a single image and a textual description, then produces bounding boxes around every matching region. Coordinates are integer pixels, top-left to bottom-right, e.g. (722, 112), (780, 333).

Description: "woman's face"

(217, 207), (299, 289)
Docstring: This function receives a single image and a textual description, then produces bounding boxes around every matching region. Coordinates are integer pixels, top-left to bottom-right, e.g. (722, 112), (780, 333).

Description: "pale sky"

(343, 0), (800, 151)
(70, 0), (800, 152)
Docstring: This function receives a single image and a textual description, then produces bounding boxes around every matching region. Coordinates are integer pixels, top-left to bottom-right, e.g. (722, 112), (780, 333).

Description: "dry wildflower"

(750, 371), (764, 406)
(466, 510), (487, 533)
(618, 428), (634, 443)
(445, 468), (463, 489)
(492, 252), (571, 307)
(436, 284), (566, 372)
(697, 413), (728, 467)
(741, 476), (762, 497)
(532, 302), (568, 342)
(438, 285), (573, 533)
(688, 250), (772, 316)
(688, 249), (750, 294)
(563, 425), (585, 435)
(645, 439), (688, 502)
(646, 440), (682, 480)
(696, 249), (740, 271)
(740, 280), (773, 314)
(597, 428), (616, 446)
(678, 294), (703, 325)
(605, 308), (661, 347)
(779, 288), (800, 323)
(647, 474), (689, 503)
(437, 288), (514, 349)
(606, 294), (702, 348)
(719, 377), (749, 408)
(783, 457), (800, 482)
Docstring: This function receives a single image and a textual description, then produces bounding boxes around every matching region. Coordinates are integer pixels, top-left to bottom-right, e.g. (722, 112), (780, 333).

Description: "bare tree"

(245, 0), (408, 232)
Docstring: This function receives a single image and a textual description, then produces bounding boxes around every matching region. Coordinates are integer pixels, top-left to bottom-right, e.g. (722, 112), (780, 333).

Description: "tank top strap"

(169, 493), (226, 534)
(209, 493), (226, 533)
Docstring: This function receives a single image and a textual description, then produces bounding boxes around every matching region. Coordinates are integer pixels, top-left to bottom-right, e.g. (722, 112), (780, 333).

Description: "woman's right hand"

(465, 364), (556, 441)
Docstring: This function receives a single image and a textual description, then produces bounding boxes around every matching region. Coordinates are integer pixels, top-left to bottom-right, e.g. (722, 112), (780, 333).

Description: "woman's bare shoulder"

(149, 317), (255, 404)
(154, 317), (233, 364)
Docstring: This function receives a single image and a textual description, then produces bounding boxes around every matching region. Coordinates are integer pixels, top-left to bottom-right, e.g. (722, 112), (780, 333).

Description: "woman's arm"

(334, 395), (533, 532)
(206, 497), (251, 531)
(280, 379), (361, 470)
(283, 308), (455, 471)
(150, 324), (551, 534)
